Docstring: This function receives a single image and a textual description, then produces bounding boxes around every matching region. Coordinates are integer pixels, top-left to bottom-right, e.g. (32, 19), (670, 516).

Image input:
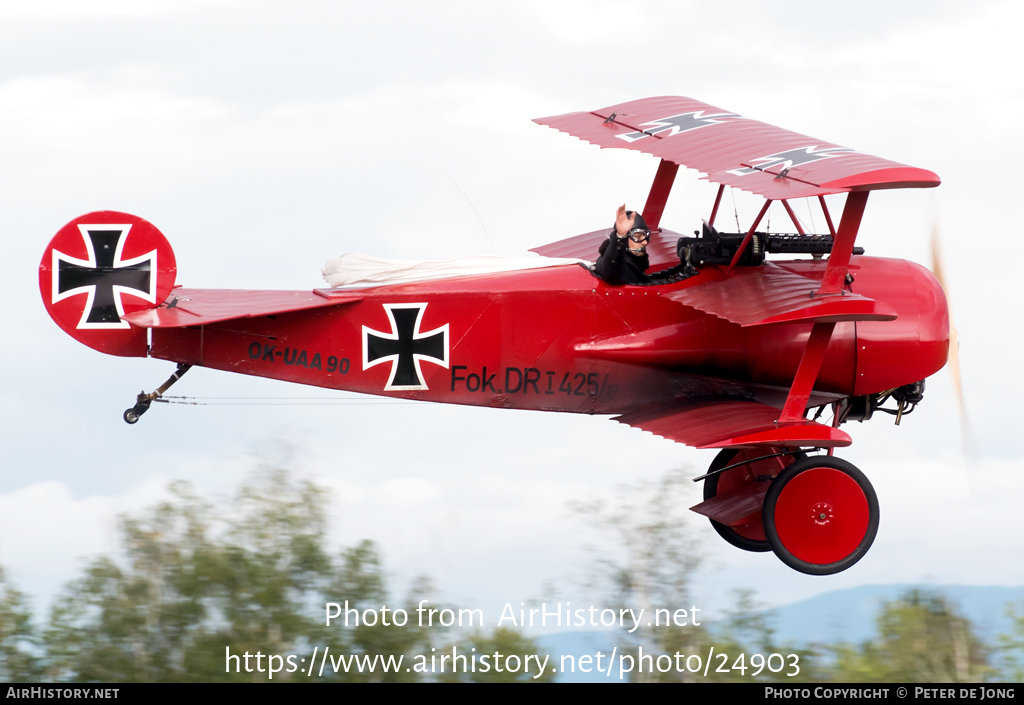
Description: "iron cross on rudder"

(53, 227), (155, 328)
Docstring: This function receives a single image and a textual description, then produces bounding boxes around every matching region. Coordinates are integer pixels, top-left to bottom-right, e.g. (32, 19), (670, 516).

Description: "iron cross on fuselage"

(362, 303), (449, 391)
(54, 227), (154, 327)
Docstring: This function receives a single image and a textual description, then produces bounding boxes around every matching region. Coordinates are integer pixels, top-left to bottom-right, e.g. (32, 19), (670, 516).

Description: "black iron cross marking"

(362, 303), (449, 391)
(53, 226), (155, 329)
(615, 111), (739, 143)
(728, 146), (857, 177)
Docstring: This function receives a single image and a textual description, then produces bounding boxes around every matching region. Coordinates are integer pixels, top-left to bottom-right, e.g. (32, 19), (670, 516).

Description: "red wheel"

(703, 448), (804, 553)
(763, 456), (879, 576)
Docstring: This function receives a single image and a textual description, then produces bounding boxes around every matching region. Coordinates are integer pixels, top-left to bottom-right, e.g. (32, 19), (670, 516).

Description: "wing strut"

(726, 199), (772, 273)
(781, 200), (805, 234)
(642, 159), (679, 231)
(708, 184), (725, 227)
(778, 322), (837, 423)
(818, 195), (837, 236)
(817, 191), (868, 295)
(776, 191), (870, 424)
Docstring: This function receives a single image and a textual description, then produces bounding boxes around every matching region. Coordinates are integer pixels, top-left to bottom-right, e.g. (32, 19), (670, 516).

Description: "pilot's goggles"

(628, 229), (651, 243)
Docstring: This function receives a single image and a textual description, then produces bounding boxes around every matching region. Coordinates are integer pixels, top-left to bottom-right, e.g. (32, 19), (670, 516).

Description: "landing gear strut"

(123, 363), (192, 424)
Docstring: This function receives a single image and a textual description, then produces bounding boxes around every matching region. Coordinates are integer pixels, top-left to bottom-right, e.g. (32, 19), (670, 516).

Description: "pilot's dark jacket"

(595, 230), (651, 285)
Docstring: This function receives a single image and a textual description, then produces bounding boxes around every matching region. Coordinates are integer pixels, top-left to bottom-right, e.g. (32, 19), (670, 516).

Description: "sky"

(2, 0), (1023, 631)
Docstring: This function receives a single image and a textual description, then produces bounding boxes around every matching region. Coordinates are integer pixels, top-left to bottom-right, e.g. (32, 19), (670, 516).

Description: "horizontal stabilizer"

(613, 399), (851, 449)
(665, 263), (896, 326)
(123, 289), (363, 328)
(322, 253), (585, 288)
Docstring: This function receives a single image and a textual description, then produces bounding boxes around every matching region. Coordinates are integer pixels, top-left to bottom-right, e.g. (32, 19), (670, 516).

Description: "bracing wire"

(162, 402), (411, 406)
(805, 198), (817, 233)
(447, 174), (496, 255)
(158, 395), (420, 407)
(163, 396), (397, 400)
(730, 187), (741, 231)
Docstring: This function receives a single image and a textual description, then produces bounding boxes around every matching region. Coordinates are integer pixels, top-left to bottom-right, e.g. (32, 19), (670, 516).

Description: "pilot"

(595, 204), (652, 285)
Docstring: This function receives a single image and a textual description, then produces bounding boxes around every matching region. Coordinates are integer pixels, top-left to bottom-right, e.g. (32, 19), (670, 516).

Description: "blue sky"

(2, 0), (1022, 627)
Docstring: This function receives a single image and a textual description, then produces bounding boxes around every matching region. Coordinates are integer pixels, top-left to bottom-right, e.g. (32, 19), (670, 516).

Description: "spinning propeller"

(930, 222), (973, 448)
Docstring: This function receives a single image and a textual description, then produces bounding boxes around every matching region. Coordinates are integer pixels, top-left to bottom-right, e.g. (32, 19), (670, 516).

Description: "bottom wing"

(613, 398), (850, 449)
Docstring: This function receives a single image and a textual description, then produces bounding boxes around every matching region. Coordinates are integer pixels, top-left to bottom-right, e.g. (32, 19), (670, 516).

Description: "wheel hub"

(812, 501), (833, 525)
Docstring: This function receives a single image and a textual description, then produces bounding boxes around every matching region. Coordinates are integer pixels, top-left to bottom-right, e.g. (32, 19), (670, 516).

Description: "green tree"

(321, 545), (432, 682)
(572, 468), (701, 615)
(43, 482), (223, 681)
(0, 566), (41, 681)
(438, 628), (555, 683)
(828, 589), (990, 682)
(40, 466), (431, 682)
(992, 601), (1024, 681)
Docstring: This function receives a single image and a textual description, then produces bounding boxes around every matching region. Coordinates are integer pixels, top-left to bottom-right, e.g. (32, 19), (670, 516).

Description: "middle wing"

(664, 262), (897, 326)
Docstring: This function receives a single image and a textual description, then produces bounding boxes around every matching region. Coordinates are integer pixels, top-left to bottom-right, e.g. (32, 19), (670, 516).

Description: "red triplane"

(39, 97), (948, 575)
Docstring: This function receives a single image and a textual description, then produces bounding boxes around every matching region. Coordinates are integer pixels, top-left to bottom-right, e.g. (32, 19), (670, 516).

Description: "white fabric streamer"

(322, 253), (589, 289)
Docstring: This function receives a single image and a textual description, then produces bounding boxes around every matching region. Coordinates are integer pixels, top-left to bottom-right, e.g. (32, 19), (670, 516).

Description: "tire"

(124, 409), (139, 424)
(762, 456), (879, 576)
(703, 448), (804, 553)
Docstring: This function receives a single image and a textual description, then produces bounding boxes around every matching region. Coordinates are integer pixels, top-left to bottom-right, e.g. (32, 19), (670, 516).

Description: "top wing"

(534, 96), (940, 199)
(122, 288), (363, 328)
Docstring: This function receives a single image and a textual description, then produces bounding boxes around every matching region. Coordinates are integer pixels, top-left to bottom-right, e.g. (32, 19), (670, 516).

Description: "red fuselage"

(150, 256), (948, 415)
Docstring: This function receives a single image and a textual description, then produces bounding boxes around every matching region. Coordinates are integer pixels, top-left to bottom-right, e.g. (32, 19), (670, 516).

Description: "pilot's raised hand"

(615, 204), (636, 237)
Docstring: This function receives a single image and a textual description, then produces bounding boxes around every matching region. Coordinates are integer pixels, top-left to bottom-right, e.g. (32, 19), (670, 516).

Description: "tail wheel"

(763, 456), (879, 576)
(703, 448), (804, 553)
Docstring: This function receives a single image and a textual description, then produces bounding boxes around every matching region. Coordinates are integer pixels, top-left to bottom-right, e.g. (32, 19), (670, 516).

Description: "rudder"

(39, 211), (177, 357)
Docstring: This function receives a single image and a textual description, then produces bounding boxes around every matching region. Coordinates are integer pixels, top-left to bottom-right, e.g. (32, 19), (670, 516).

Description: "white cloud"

(520, 0), (657, 44)
(0, 0), (239, 19)
(0, 479), (167, 604)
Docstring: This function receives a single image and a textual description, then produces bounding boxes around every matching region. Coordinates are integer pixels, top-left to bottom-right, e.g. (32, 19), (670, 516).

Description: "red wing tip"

(699, 424), (852, 449)
(751, 308), (898, 327)
(821, 167), (941, 192)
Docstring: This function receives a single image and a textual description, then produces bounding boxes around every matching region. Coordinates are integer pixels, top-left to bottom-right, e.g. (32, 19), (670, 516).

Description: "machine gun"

(676, 221), (865, 269)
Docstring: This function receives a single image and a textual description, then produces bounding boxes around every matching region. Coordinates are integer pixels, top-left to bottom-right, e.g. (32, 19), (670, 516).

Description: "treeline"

(0, 469), (550, 682)
(0, 468), (1022, 682)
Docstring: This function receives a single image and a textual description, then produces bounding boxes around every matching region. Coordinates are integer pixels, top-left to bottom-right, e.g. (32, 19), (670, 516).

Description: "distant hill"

(536, 584), (1024, 682)
(768, 584), (1024, 646)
